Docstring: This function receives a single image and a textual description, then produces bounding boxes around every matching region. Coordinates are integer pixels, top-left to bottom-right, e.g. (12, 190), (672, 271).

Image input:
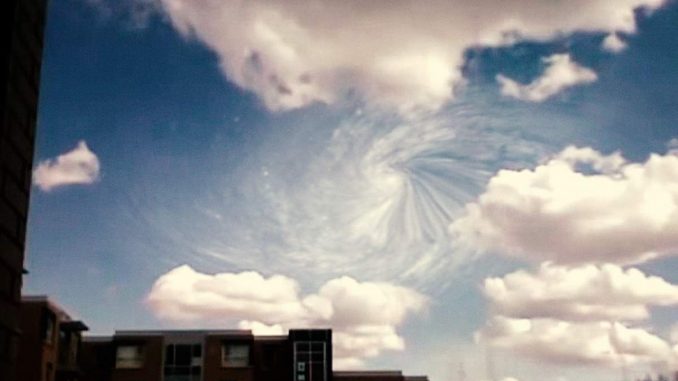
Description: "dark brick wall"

(0, 0), (48, 380)
(80, 340), (114, 381)
(252, 337), (291, 381)
(16, 300), (59, 381)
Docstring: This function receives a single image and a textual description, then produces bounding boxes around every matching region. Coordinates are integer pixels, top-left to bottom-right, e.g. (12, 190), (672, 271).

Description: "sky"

(25, 1), (678, 381)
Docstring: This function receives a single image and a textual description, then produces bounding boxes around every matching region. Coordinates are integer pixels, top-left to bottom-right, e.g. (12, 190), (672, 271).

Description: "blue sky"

(26, 1), (678, 381)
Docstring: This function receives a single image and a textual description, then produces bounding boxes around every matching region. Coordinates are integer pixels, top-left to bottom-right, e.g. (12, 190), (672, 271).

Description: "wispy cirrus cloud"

(146, 265), (428, 368)
(496, 54), (598, 102)
(123, 105), (555, 290)
(33, 140), (100, 192)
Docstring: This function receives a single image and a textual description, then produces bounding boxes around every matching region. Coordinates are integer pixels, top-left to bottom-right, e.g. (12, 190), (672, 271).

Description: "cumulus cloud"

(478, 316), (677, 368)
(146, 265), (307, 322)
(237, 320), (285, 335)
(602, 33), (628, 53)
(478, 263), (678, 370)
(451, 146), (678, 265)
(496, 54), (598, 102)
(33, 140), (100, 192)
(155, 0), (665, 113)
(484, 263), (678, 322)
(670, 324), (678, 343)
(147, 265), (428, 367)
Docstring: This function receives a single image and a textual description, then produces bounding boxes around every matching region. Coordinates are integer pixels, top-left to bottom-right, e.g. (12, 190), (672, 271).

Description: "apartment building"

(0, 0), (49, 379)
(16, 296), (89, 381)
(80, 329), (427, 381)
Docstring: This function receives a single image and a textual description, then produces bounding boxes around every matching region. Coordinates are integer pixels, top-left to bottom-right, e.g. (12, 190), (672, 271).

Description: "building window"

(221, 343), (249, 367)
(115, 345), (144, 369)
(71, 334), (80, 363)
(45, 362), (53, 381)
(42, 311), (55, 344)
(294, 341), (327, 381)
(164, 343), (202, 381)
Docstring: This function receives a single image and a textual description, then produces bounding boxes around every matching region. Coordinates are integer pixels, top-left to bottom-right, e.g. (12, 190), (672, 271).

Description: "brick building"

(16, 296), (89, 381)
(81, 329), (427, 381)
(0, 0), (49, 380)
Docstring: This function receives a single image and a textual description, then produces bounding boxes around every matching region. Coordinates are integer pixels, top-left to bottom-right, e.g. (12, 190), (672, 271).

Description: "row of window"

(115, 343), (251, 369)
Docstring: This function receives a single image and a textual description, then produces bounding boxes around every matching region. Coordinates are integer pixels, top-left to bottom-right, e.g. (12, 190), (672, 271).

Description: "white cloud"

(33, 140), (100, 192)
(602, 33), (628, 53)
(333, 357), (366, 371)
(496, 54), (598, 102)
(451, 146), (678, 265)
(555, 145), (626, 173)
(667, 138), (678, 155)
(478, 316), (677, 368)
(237, 320), (285, 335)
(670, 324), (678, 343)
(479, 263), (678, 371)
(316, 276), (428, 328)
(156, 0), (665, 113)
(147, 265), (428, 367)
(146, 265), (307, 322)
(484, 263), (678, 322)
(333, 325), (405, 364)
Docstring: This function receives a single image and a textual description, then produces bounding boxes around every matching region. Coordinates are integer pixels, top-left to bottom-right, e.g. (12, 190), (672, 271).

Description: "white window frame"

(115, 344), (144, 369)
(221, 343), (250, 367)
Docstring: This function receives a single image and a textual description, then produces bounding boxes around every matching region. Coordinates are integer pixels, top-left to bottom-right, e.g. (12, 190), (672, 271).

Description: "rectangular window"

(115, 345), (144, 369)
(70, 334), (80, 363)
(221, 343), (250, 367)
(293, 341), (327, 381)
(175, 344), (191, 366)
(42, 311), (55, 344)
(45, 362), (53, 381)
(164, 343), (202, 381)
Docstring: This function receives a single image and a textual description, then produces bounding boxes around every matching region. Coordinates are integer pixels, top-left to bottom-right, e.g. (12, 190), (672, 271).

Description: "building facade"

(16, 296), (89, 381)
(81, 329), (427, 381)
(0, 0), (49, 380)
